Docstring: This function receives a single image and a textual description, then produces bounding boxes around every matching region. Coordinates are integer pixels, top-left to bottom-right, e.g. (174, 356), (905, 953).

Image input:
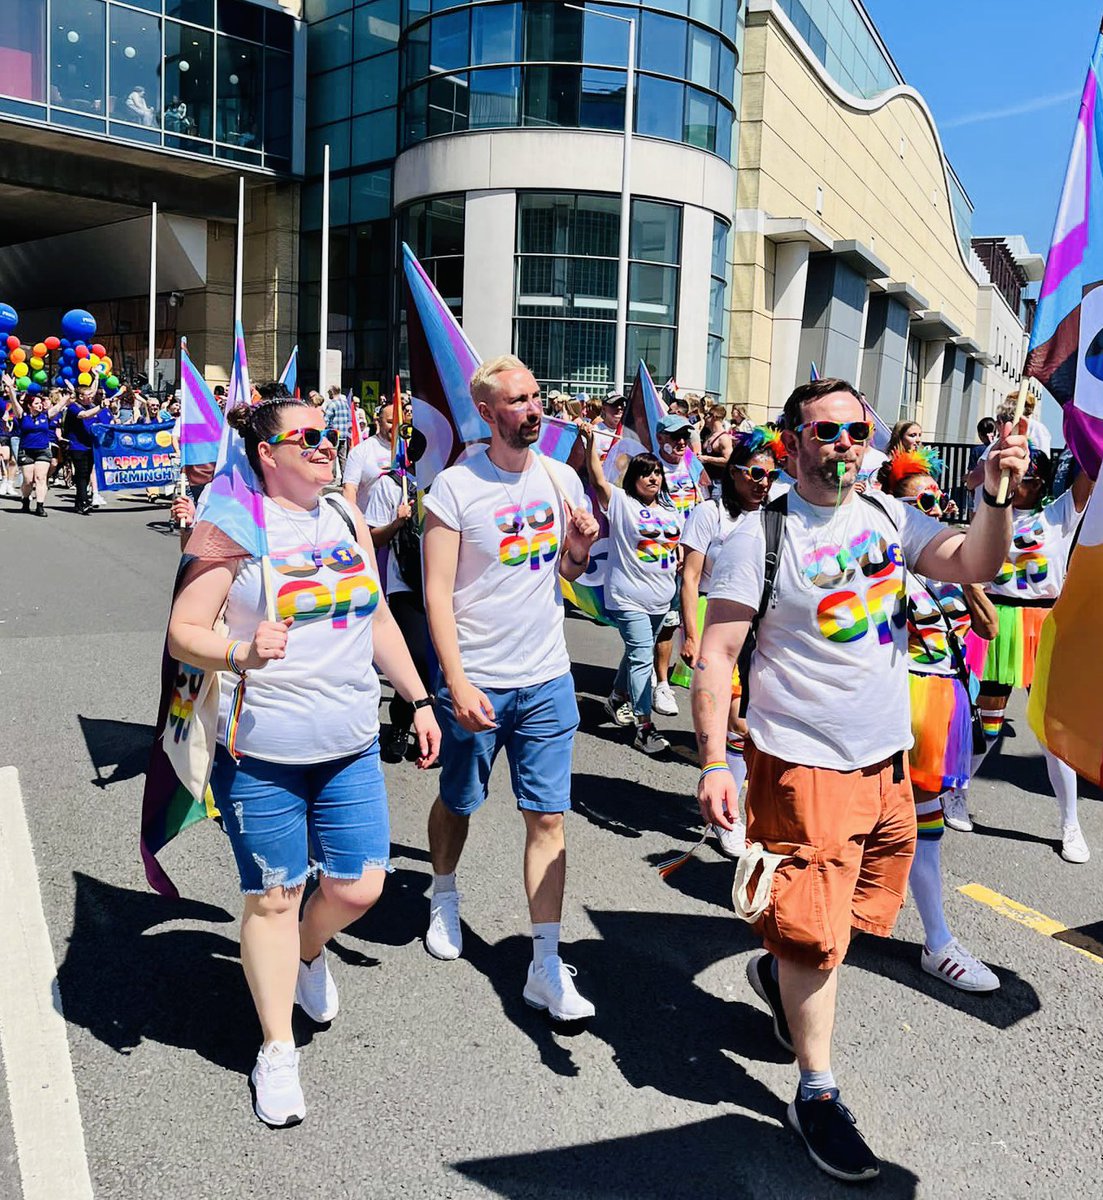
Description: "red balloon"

(74, 344), (89, 359)
(44, 336), (60, 351)
(5, 336), (18, 351)
(90, 343), (107, 358)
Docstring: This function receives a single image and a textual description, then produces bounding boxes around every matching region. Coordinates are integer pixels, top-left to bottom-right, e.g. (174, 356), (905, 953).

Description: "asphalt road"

(1, 490), (1101, 1200)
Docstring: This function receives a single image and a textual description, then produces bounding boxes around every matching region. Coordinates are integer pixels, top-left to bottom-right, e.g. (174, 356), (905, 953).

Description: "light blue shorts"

(436, 672), (579, 816)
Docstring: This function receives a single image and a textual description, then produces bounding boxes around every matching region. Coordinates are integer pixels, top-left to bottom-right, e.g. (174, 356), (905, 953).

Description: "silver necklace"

(277, 500), (325, 568)
(485, 449), (533, 532)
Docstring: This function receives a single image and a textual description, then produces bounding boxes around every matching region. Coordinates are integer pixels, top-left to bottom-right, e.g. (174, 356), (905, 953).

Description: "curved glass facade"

(399, 0), (741, 160)
(0, 0), (296, 170)
(777, 0), (896, 99)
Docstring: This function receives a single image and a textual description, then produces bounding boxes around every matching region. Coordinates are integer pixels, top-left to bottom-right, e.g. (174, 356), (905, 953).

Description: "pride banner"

(94, 421), (179, 492)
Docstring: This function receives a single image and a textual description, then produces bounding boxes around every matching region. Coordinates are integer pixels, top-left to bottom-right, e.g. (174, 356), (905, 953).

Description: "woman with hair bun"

(168, 394), (440, 1128)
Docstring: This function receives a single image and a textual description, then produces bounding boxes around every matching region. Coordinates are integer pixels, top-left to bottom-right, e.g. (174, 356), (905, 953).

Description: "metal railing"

(925, 440), (976, 518)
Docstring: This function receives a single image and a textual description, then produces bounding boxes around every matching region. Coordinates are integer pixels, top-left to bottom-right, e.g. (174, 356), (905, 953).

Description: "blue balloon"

(60, 308), (96, 341)
(60, 338), (71, 349)
(61, 365), (75, 379)
(0, 303), (17, 335)
(26, 382), (41, 395)
(62, 348), (76, 362)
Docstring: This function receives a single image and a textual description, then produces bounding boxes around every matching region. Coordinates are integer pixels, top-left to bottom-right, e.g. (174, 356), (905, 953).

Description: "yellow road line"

(959, 883), (1103, 966)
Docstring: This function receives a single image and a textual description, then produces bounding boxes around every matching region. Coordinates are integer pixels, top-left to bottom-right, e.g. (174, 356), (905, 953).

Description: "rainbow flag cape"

(187, 323), (269, 560)
(178, 337), (222, 479)
(1023, 24), (1103, 480)
(279, 343), (298, 396)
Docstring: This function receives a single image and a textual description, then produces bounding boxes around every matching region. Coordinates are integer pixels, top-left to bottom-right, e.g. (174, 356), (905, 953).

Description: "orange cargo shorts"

(743, 742), (917, 970)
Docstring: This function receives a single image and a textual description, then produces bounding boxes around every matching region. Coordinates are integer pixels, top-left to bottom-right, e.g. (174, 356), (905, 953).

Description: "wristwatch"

(412, 696), (434, 710)
(981, 487), (1013, 509)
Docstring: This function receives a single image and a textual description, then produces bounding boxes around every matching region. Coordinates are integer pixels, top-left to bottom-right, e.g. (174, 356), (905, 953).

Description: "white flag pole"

(319, 143), (331, 395)
(147, 201), (157, 394)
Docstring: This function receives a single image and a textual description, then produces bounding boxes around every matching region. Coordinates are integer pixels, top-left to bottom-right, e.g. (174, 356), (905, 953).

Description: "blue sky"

(864, 0), (1099, 256)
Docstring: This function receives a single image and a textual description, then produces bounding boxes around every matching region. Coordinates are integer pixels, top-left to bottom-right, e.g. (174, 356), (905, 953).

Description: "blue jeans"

(210, 743), (390, 895)
(609, 609), (666, 718)
(436, 672), (579, 816)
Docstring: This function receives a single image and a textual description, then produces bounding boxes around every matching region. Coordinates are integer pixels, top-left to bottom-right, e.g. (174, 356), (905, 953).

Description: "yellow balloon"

(29, 355), (43, 370)
(88, 354), (101, 368)
(77, 371), (92, 386)
(12, 362), (28, 378)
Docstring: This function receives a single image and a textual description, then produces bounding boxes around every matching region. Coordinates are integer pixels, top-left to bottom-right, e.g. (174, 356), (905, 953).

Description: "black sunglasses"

(794, 420), (873, 443)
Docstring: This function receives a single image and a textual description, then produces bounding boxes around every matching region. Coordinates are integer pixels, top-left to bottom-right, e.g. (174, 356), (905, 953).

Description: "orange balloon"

(32, 342), (47, 357)
(10, 347), (26, 364)
(78, 357), (91, 372)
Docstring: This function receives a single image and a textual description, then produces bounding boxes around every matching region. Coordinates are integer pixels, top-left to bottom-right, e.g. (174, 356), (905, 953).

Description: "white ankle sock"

(1044, 750), (1079, 828)
(432, 872), (457, 895)
(532, 922), (560, 967)
(909, 839), (952, 952)
(725, 741), (748, 803)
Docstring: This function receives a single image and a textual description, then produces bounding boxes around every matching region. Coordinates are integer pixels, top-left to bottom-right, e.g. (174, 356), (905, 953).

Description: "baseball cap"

(657, 413), (693, 437)
(603, 391), (626, 406)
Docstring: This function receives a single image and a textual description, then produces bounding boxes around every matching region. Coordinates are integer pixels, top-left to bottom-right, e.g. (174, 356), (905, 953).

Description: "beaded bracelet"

(698, 761), (731, 780)
(225, 640), (246, 675)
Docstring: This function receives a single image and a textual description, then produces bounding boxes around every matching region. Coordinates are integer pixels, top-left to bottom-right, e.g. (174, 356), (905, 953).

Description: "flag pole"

(147, 201), (157, 396)
(319, 143), (331, 395)
(234, 177), (244, 326)
(995, 368), (1030, 504)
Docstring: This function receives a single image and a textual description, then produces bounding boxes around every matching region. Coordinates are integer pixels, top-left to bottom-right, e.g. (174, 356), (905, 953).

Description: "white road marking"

(0, 766), (94, 1200)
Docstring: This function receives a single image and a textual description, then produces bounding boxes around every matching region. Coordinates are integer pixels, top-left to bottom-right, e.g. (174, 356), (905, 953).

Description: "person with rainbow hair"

(680, 424), (788, 854)
(880, 446), (1001, 991)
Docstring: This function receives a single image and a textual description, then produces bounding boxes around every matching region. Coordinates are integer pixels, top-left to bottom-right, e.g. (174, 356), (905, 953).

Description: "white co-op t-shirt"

(681, 498), (745, 594)
(363, 473), (412, 597)
(424, 447), (586, 689)
(985, 491), (1082, 603)
(708, 489), (945, 769)
(602, 485), (682, 615)
(343, 434), (392, 511)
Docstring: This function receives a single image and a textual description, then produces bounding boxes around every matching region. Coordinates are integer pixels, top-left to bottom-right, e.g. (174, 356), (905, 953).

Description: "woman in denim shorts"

(168, 395), (440, 1127)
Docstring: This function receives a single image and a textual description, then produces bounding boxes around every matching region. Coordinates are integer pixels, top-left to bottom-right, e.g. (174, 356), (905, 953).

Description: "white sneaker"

(633, 724), (670, 755)
(523, 956), (596, 1021)
(712, 817), (747, 857)
(921, 938), (1000, 992)
(250, 1042), (306, 1127)
(90, 494), (104, 508)
(603, 693), (635, 727)
(652, 681), (679, 716)
(1062, 824), (1090, 863)
(0, 480), (8, 496)
(942, 787), (973, 833)
(426, 889), (463, 960)
(295, 948), (339, 1022)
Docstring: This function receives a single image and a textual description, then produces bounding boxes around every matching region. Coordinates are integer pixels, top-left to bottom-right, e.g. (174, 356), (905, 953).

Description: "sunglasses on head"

(266, 426), (339, 450)
(733, 464), (780, 484)
(794, 420), (873, 443)
(900, 488), (944, 513)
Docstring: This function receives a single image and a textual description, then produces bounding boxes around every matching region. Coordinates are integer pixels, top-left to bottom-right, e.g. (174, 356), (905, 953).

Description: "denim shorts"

(437, 672), (579, 817)
(210, 742), (391, 895)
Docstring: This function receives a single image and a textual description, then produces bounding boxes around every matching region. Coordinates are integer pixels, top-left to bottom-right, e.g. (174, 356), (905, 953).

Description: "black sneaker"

(21, 496), (30, 513)
(380, 723), (409, 764)
(788, 1088), (880, 1182)
(745, 951), (794, 1053)
(34, 502), (47, 518)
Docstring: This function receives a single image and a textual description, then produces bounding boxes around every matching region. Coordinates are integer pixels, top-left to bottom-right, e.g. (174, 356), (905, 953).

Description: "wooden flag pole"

(261, 556), (277, 622)
(995, 370), (1031, 505)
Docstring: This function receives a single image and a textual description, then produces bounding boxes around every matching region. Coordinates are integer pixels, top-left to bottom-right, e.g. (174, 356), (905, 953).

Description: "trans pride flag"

(178, 337), (222, 483)
(1023, 25), (1103, 480)
(279, 344), (298, 396)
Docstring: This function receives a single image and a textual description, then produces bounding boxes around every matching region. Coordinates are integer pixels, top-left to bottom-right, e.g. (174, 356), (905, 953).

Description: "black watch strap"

(982, 487), (1013, 509)
(412, 696), (434, 710)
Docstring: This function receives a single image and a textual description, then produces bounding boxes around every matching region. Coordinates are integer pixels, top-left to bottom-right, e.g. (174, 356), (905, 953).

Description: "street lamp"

(566, 3), (635, 393)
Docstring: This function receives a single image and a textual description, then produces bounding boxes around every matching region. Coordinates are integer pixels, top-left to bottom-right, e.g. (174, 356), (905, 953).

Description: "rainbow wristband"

(226, 640), (246, 675)
(698, 761), (731, 780)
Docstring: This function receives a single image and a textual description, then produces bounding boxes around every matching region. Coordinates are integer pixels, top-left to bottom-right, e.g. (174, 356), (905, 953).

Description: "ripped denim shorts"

(210, 742), (391, 895)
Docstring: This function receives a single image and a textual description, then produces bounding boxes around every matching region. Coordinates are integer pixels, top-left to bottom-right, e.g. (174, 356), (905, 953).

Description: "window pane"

(525, 1), (582, 61)
(264, 48), (293, 162)
(689, 0), (722, 26)
(721, 0), (740, 40)
(583, 6), (629, 66)
(308, 66), (351, 127)
(309, 14), (353, 74)
(350, 168), (393, 222)
(580, 67), (624, 130)
(430, 9), (469, 73)
(427, 195), (465, 256)
(406, 0), (430, 20)
(164, 21), (213, 140)
(630, 200), (680, 263)
(354, 0), (400, 57)
(636, 74), (681, 141)
(166, 0), (212, 24)
(639, 11), (686, 80)
(517, 256), (569, 315)
(627, 324), (674, 382)
(428, 71), (468, 134)
(711, 216), (729, 277)
(306, 121), (350, 171)
(470, 66), (519, 128)
(706, 334), (723, 395)
(687, 26), (718, 90)
(709, 277), (724, 334)
(265, 9), (294, 53)
(646, 0), (688, 14)
(518, 193), (572, 255)
(573, 195), (619, 257)
(217, 36), (263, 149)
(353, 54), (398, 113)
(522, 65), (579, 128)
(628, 263), (678, 324)
(352, 109), (396, 161)
(402, 81), (427, 145)
(715, 103), (732, 159)
(404, 19), (429, 85)
(684, 86), (716, 150)
(2, 0), (46, 103)
(471, 2), (520, 65)
(51, 0), (105, 116)
(218, 0), (264, 42)
(110, 7), (161, 130)
(718, 43), (735, 98)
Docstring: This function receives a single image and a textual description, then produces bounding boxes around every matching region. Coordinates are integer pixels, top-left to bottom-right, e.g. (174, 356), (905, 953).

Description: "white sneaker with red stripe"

(921, 938), (999, 992)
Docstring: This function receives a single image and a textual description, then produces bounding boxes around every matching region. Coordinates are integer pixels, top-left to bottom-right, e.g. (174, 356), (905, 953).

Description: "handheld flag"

(1023, 27), (1103, 479)
(178, 337), (223, 483)
(348, 389), (363, 448)
(623, 359), (668, 453)
(279, 344), (299, 397)
(809, 361), (820, 381)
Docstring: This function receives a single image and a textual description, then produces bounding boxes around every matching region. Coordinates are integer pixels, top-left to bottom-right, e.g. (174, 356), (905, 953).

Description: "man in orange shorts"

(691, 377), (1027, 1182)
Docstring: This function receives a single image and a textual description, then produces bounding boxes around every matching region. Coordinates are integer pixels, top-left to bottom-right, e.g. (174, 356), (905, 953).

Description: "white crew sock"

(908, 839), (952, 952)
(1044, 749), (1079, 828)
(726, 735), (748, 803)
(432, 872), (457, 895)
(532, 922), (560, 967)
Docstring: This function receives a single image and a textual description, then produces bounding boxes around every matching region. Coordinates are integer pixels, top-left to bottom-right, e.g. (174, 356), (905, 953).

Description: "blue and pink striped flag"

(178, 337), (222, 476)
(279, 344), (299, 397)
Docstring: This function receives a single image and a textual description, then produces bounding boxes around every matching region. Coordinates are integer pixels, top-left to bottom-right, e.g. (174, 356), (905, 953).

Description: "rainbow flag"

(178, 337), (222, 479)
(1023, 25), (1103, 479)
(279, 343), (298, 396)
(187, 322), (269, 560)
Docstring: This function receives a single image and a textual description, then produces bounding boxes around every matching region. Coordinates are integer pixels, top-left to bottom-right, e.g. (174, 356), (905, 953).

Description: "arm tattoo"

(695, 657), (709, 670)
